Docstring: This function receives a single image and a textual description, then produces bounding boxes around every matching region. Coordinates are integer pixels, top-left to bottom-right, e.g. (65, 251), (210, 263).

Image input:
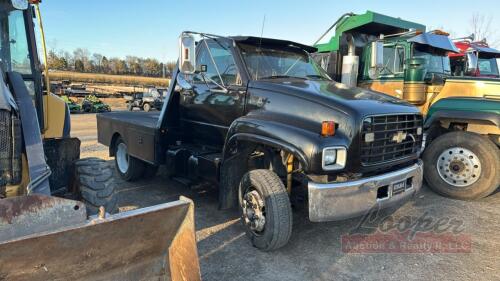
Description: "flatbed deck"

(97, 111), (163, 164)
(100, 111), (160, 129)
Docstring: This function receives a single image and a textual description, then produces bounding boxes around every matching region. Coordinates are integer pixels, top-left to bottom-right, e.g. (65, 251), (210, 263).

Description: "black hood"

(249, 79), (419, 118)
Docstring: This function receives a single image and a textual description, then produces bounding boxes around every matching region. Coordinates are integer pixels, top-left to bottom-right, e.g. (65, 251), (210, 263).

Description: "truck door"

(179, 40), (245, 146)
(359, 43), (406, 99)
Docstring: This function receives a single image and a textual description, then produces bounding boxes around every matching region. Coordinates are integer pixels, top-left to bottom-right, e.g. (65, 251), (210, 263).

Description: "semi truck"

(313, 11), (500, 200)
(97, 32), (424, 251)
(0, 1), (200, 280)
(449, 36), (500, 78)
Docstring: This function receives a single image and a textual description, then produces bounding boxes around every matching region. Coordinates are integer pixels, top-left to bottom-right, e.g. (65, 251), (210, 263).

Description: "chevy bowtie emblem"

(391, 131), (407, 143)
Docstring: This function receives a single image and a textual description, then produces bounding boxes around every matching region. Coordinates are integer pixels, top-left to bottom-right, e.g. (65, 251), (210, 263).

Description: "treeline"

(48, 48), (177, 78)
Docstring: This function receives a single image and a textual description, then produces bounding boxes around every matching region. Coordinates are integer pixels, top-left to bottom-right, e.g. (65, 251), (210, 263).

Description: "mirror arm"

(201, 73), (228, 93)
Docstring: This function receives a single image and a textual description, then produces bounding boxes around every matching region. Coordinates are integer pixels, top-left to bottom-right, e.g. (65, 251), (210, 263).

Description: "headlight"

(322, 147), (347, 171)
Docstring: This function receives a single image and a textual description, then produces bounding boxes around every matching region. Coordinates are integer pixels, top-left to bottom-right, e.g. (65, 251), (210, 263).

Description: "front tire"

(239, 169), (292, 251)
(423, 131), (500, 200)
(114, 137), (145, 181)
(73, 158), (118, 215)
(143, 103), (151, 112)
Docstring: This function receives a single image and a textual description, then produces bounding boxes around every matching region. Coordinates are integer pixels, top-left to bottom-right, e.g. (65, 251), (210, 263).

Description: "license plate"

(392, 180), (406, 195)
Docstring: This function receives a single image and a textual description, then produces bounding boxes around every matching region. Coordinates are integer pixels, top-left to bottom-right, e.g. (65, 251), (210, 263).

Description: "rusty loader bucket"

(0, 195), (201, 281)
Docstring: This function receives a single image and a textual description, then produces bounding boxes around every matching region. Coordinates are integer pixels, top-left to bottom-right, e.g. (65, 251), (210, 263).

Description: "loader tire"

(423, 131), (500, 200)
(143, 103), (151, 112)
(114, 137), (145, 181)
(74, 157), (118, 215)
(239, 169), (292, 251)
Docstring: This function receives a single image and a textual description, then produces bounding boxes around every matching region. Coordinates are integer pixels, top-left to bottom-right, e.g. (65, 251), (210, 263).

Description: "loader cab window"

(6, 10), (32, 74)
(0, 5), (44, 129)
(0, 7), (37, 96)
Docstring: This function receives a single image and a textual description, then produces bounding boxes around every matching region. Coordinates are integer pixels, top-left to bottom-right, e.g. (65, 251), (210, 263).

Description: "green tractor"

(81, 95), (111, 113)
(61, 95), (81, 113)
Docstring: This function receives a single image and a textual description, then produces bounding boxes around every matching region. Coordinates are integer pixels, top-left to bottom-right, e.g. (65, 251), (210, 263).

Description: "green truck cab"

(313, 11), (500, 199)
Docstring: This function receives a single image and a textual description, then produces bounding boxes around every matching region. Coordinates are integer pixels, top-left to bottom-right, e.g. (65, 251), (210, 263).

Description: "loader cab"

(0, 1), (44, 128)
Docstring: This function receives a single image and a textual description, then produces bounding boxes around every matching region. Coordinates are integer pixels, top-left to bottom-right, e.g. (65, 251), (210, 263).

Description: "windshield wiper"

(305, 74), (328, 80)
(260, 75), (306, 80)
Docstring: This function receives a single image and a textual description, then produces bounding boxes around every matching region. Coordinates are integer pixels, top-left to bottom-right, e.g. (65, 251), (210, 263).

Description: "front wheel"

(143, 103), (151, 112)
(423, 131), (500, 200)
(239, 169), (292, 251)
(73, 157), (118, 215)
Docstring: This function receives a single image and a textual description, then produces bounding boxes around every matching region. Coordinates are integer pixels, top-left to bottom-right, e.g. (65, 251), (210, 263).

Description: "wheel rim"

(242, 187), (266, 234)
(116, 142), (129, 174)
(436, 147), (481, 187)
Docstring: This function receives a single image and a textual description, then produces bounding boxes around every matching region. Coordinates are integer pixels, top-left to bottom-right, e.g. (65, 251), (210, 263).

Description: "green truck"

(313, 11), (500, 199)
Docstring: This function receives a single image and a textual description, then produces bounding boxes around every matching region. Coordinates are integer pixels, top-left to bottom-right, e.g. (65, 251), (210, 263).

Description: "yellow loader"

(0, 1), (200, 280)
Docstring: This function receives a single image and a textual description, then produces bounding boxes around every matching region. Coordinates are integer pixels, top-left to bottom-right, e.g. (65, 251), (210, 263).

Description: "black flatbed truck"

(97, 32), (425, 250)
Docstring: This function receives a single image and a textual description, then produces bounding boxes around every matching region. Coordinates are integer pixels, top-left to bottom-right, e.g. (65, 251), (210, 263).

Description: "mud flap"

(0, 195), (201, 281)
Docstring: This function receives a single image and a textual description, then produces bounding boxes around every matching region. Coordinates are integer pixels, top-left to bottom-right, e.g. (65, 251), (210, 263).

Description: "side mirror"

(179, 34), (196, 74)
(465, 52), (478, 75)
(370, 41), (384, 69)
(11, 0), (28, 10)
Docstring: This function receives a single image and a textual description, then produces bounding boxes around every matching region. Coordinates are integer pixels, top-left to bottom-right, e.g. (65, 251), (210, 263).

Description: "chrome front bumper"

(308, 160), (423, 222)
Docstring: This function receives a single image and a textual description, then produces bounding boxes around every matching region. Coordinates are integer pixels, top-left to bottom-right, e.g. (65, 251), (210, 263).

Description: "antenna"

(260, 15), (266, 39)
(255, 15), (266, 79)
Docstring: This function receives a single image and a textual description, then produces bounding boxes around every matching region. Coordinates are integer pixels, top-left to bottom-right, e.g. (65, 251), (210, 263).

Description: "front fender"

(425, 98), (500, 129)
(223, 115), (350, 173)
(218, 115), (352, 210)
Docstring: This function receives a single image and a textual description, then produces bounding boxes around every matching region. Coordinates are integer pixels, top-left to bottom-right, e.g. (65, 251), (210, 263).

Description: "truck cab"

(314, 11), (500, 200)
(98, 32), (424, 251)
(450, 39), (500, 78)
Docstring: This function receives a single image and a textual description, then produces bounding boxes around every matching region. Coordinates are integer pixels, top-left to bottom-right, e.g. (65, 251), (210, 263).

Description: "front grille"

(361, 114), (423, 165)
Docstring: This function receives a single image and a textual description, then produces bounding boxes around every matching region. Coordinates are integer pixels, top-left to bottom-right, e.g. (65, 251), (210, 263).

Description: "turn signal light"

(321, 121), (335, 137)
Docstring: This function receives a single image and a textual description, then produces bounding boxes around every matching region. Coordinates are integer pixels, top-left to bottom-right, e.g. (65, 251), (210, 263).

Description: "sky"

(40, 0), (500, 62)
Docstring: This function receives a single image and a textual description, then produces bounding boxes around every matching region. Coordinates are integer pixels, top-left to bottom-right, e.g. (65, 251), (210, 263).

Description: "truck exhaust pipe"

(341, 34), (359, 88)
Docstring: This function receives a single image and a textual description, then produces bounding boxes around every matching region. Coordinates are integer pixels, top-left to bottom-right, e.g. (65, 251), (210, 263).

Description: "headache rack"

(360, 114), (423, 165)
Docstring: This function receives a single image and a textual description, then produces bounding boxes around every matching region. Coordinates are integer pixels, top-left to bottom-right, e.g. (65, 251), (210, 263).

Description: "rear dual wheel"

(423, 131), (500, 200)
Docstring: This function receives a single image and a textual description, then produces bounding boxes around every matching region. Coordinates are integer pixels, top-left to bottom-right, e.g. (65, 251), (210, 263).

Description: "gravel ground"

(74, 113), (500, 281)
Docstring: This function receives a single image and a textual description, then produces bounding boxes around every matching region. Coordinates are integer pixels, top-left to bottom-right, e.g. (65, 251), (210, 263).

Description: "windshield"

(477, 57), (499, 77)
(238, 43), (330, 81)
(413, 45), (451, 75)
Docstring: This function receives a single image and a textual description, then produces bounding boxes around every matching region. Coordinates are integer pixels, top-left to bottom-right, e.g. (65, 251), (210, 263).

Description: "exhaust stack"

(341, 35), (359, 88)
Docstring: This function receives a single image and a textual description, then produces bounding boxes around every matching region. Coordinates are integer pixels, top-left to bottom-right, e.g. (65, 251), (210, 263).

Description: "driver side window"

(379, 45), (405, 77)
(193, 44), (218, 83)
(193, 41), (240, 86)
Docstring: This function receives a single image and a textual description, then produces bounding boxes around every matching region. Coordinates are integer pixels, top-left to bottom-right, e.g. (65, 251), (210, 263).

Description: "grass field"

(49, 71), (170, 87)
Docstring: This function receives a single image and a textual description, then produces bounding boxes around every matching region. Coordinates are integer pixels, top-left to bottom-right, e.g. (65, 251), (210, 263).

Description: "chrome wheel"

(242, 188), (266, 234)
(116, 142), (129, 174)
(437, 147), (481, 187)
